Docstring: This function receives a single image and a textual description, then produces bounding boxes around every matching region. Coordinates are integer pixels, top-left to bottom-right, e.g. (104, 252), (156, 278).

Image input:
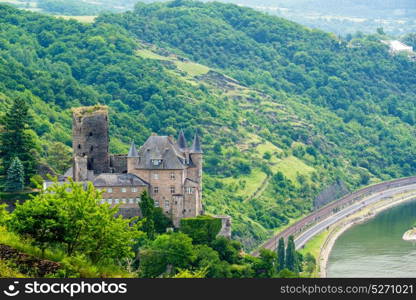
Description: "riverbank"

(318, 191), (416, 277)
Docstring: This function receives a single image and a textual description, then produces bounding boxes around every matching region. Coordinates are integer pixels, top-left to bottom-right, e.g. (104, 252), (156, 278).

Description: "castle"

(60, 106), (206, 227)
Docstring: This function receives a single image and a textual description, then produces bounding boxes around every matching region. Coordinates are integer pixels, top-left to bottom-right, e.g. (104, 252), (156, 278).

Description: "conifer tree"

(0, 96), (37, 180)
(139, 191), (156, 239)
(285, 235), (297, 273)
(5, 157), (25, 192)
(277, 237), (285, 271)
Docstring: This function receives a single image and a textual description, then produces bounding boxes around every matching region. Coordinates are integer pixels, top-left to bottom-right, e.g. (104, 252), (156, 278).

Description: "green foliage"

(139, 232), (195, 278)
(251, 248), (277, 278)
(285, 235), (299, 273)
(277, 237), (285, 271)
(38, 0), (103, 16)
(4, 157), (25, 192)
(1, 2), (416, 251)
(0, 203), (10, 226)
(180, 215), (222, 244)
(304, 252), (316, 274)
(210, 236), (241, 264)
(139, 191), (173, 238)
(171, 267), (207, 278)
(0, 96), (38, 181)
(139, 191), (156, 239)
(8, 180), (142, 263)
(45, 142), (72, 174)
(30, 174), (44, 189)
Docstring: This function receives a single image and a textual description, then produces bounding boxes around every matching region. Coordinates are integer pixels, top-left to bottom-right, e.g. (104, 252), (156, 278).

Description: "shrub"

(180, 215), (222, 244)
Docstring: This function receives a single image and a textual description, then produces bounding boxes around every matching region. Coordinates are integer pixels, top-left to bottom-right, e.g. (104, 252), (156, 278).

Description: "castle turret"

(72, 106), (110, 175)
(189, 131), (203, 214)
(178, 130), (188, 150)
(127, 141), (139, 173)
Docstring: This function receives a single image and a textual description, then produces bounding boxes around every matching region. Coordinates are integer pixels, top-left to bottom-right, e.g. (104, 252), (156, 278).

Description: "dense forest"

(0, 1), (416, 252)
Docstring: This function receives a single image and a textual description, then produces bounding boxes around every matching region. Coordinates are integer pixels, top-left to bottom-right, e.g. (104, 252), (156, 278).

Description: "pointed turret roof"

(191, 131), (203, 153)
(177, 129), (187, 150)
(127, 141), (139, 157)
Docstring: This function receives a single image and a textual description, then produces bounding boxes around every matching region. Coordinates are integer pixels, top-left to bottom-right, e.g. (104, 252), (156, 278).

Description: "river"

(327, 199), (416, 277)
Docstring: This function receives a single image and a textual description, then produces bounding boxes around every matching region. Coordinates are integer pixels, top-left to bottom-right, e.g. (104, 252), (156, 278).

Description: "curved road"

(294, 183), (416, 249)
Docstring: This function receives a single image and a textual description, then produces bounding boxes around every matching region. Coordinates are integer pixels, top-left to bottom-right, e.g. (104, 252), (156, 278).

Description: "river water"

(327, 199), (416, 277)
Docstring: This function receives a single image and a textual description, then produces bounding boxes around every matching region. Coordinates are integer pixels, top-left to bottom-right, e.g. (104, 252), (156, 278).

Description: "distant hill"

(1, 1), (416, 249)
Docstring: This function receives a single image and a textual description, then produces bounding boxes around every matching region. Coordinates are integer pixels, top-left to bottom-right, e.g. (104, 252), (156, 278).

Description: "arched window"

(78, 144), (81, 149)
(90, 145), (94, 152)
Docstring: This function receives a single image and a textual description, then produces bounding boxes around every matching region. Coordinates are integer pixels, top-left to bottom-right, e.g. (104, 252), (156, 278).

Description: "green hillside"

(1, 2), (416, 250)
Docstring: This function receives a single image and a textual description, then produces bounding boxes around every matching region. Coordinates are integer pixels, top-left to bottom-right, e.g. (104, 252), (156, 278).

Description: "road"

(294, 183), (416, 249)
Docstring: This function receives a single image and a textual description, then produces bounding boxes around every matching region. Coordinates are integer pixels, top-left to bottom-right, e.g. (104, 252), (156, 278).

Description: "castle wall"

(130, 169), (184, 213)
(99, 185), (147, 206)
(110, 154), (127, 173)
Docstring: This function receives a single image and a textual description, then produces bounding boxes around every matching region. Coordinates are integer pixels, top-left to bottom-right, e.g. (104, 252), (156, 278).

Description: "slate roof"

(128, 141), (139, 157)
(137, 135), (187, 170)
(93, 173), (148, 187)
(177, 130), (187, 150)
(191, 133), (203, 153)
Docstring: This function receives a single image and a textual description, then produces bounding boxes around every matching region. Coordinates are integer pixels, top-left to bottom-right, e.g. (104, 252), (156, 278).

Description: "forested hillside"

(1, 1), (416, 250)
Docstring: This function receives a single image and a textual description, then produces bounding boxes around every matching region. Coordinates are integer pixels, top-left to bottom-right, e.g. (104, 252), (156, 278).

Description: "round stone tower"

(72, 106), (110, 175)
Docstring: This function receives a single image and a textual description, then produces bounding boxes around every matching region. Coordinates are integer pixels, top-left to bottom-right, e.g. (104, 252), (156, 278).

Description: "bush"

(180, 215), (222, 244)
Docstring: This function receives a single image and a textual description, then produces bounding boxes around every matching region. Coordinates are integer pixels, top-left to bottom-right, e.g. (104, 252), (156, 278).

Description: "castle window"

(129, 198), (134, 204)
(186, 187), (194, 194)
(136, 197), (140, 203)
(121, 188), (127, 193)
(155, 200), (159, 207)
(153, 187), (159, 194)
(170, 172), (175, 180)
(107, 188), (113, 193)
(132, 187), (138, 193)
(164, 201), (170, 210)
(151, 159), (162, 166)
(152, 173), (159, 180)
(122, 199), (126, 204)
(90, 146), (94, 152)
(170, 186), (175, 194)
(78, 144), (81, 149)
(114, 199), (119, 204)
(89, 132), (93, 137)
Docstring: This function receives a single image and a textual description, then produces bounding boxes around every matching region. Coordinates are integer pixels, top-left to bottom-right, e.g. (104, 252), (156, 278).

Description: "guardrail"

(252, 176), (416, 256)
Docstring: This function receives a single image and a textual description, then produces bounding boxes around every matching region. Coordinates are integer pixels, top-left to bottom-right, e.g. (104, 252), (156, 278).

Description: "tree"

(8, 192), (64, 255)
(304, 253), (316, 274)
(210, 236), (241, 264)
(4, 157), (25, 192)
(171, 267), (207, 278)
(0, 96), (37, 180)
(277, 237), (285, 271)
(180, 215), (222, 244)
(46, 142), (72, 174)
(139, 191), (156, 239)
(139, 232), (195, 278)
(252, 248), (277, 278)
(285, 235), (297, 273)
(8, 180), (142, 262)
(0, 204), (10, 226)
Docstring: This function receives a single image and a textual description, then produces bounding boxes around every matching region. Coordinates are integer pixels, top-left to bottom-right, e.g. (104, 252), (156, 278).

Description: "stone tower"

(189, 132), (203, 214)
(72, 106), (110, 175)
